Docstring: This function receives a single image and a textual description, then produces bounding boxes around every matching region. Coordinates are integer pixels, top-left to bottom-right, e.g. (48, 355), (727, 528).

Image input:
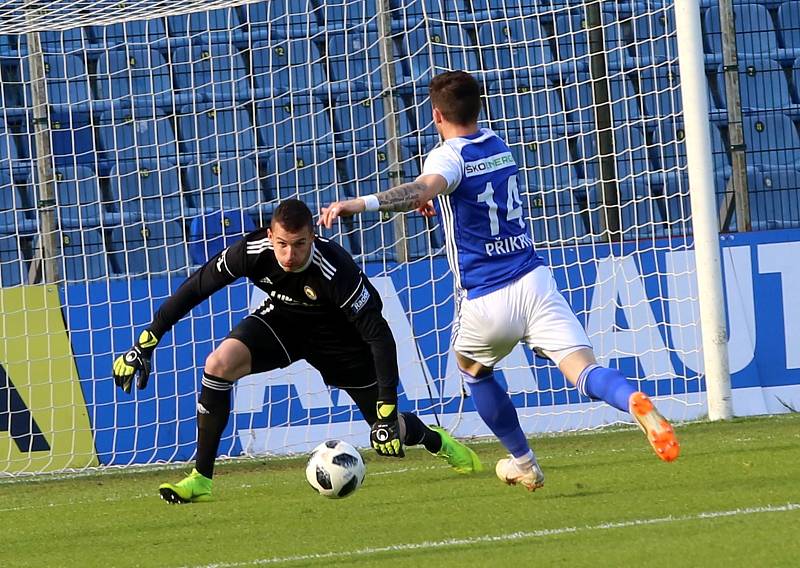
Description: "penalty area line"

(184, 502), (800, 568)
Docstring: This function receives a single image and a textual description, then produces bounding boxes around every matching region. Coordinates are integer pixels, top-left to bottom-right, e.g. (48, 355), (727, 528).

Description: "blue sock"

(463, 369), (530, 459)
(575, 364), (637, 413)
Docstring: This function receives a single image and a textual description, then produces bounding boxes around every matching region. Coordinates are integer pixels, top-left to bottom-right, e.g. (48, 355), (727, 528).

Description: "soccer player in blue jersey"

(319, 71), (680, 491)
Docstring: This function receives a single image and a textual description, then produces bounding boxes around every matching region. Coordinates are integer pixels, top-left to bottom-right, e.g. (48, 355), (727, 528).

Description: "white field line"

(183, 503), (800, 568)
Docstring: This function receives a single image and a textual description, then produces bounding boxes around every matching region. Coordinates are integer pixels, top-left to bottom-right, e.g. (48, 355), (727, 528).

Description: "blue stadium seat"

(255, 95), (332, 150)
(90, 18), (168, 49)
(54, 165), (103, 229)
(172, 44), (250, 104)
(38, 28), (89, 54)
(61, 228), (108, 281)
(400, 24), (481, 83)
(188, 209), (257, 265)
(552, 13), (624, 75)
(108, 221), (187, 275)
(654, 118), (728, 174)
(506, 128), (578, 190)
(178, 103), (257, 161)
(742, 114), (800, 168)
(717, 58), (800, 115)
(98, 107), (178, 166)
(748, 165), (800, 229)
(244, 0), (323, 39)
(0, 157), (25, 286)
(95, 48), (176, 112)
(477, 18), (553, 83)
(704, 4), (796, 63)
(276, 146), (338, 210)
(167, 7), (245, 45)
(41, 54), (91, 110)
(327, 29), (382, 88)
(486, 87), (568, 137)
(631, 6), (677, 66)
(333, 91), (412, 144)
(107, 160), (183, 225)
(322, 0), (374, 29)
(778, 2), (800, 53)
(184, 157), (261, 213)
(250, 38), (325, 96)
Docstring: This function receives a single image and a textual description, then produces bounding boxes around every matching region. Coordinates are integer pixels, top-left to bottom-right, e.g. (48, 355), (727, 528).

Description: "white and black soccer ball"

(305, 440), (366, 499)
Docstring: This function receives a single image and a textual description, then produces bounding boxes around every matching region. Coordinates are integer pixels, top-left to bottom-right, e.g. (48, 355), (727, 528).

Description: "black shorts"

(227, 312), (377, 391)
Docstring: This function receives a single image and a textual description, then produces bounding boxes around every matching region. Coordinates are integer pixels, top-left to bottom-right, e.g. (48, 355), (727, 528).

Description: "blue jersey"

(422, 129), (544, 299)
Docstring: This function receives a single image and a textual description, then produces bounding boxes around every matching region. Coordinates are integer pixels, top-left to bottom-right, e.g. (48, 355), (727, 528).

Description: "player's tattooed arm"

(374, 181), (429, 212)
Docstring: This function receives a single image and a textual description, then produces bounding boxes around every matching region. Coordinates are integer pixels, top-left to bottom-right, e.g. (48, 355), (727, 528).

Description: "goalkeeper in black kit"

(112, 199), (481, 504)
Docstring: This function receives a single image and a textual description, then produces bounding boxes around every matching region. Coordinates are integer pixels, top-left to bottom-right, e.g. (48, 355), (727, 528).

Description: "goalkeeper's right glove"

(112, 330), (159, 394)
(370, 401), (405, 458)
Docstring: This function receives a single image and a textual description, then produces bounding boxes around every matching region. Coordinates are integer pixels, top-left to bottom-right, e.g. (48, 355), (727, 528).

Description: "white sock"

(513, 450), (536, 471)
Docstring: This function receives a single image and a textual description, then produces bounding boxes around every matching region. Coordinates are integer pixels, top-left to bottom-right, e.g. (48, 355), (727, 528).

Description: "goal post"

(0, 0), (732, 475)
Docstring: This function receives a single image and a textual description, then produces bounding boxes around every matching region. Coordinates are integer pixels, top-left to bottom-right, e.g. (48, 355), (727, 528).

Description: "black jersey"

(148, 230), (400, 402)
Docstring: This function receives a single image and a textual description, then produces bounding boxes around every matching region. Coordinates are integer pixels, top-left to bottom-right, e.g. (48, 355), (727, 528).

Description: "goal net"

(0, 0), (708, 475)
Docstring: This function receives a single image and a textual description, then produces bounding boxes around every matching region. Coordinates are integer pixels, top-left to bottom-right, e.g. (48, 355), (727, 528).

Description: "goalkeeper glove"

(370, 401), (405, 457)
(112, 330), (159, 394)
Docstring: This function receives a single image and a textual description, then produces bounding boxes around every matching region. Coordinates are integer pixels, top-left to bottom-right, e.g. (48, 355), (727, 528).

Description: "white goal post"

(0, 0), (731, 476)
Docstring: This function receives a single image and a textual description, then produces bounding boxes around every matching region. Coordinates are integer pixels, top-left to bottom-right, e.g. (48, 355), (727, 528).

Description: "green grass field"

(2, 414), (799, 568)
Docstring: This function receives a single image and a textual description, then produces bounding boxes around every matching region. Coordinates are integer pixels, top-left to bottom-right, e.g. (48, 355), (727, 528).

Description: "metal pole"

(25, 21), (61, 284)
(675, 0), (733, 420)
(585, 1), (621, 243)
(718, 0), (750, 232)
(377, 0), (408, 263)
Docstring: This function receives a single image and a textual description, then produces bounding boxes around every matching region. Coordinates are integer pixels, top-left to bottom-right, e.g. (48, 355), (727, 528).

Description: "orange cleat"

(629, 392), (680, 462)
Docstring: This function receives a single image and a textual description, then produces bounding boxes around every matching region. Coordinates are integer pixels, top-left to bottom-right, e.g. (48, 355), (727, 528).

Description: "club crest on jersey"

(304, 286), (317, 300)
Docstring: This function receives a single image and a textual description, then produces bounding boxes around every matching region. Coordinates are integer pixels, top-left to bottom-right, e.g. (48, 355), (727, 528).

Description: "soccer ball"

(305, 440), (366, 499)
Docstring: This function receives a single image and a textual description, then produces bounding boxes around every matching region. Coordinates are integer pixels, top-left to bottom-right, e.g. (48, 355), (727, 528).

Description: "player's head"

(269, 199), (315, 272)
(429, 71), (482, 135)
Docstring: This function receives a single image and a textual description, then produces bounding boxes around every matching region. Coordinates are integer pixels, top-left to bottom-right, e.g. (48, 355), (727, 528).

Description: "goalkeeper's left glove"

(112, 330), (159, 394)
(370, 401), (405, 457)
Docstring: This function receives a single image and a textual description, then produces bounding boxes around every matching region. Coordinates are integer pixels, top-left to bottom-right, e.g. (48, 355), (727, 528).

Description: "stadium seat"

(507, 128), (578, 190)
(95, 48), (176, 112)
(748, 165), (800, 230)
(327, 28), (383, 88)
(38, 28), (89, 54)
(98, 107), (179, 166)
(183, 156), (262, 213)
(250, 38), (325, 96)
(188, 209), (257, 265)
(108, 220), (187, 275)
(90, 18), (168, 50)
(167, 7), (246, 46)
(486, 88), (563, 136)
(107, 160), (183, 225)
(742, 114), (800, 168)
(178, 103), (257, 162)
(61, 228), (108, 281)
(54, 165), (103, 229)
(400, 24), (481, 83)
(704, 5), (796, 63)
(244, 0), (323, 39)
(255, 95), (332, 150)
(477, 18), (554, 83)
(552, 13), (624, 75)
(778, 2), (800, 53)
(276, 145), (339, 211)
(333, 91), (413, 144)
(717, 58), (800, 116)
(172, 44), (250, 104)
(626, 5), (679, 67)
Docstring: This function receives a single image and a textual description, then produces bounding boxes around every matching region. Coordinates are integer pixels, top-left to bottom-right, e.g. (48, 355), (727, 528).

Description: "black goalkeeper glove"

(370, 401), (405, 457)
(112, 330), (159, 394)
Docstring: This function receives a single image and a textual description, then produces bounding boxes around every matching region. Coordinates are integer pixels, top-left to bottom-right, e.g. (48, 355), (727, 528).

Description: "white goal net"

(0, 0), (708, 475)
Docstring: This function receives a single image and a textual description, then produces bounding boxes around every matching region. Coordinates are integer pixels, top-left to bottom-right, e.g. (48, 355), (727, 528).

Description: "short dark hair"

(429, 71), (482, 125)
(271, 198), (313, 233)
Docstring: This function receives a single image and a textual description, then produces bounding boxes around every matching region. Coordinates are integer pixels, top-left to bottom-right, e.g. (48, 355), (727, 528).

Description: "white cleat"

(495, 456), (545, 492)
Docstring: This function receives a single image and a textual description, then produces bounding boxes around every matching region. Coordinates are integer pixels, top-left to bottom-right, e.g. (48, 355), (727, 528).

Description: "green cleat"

(430, 426), (483, 474)
(159, 468), (213, 504)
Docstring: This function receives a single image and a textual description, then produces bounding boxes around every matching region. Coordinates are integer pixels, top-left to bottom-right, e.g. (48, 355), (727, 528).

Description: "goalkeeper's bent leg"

(195, 373), (233, 478)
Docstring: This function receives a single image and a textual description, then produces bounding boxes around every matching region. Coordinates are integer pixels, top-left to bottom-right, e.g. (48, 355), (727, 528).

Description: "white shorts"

(452, 266), (592, 368)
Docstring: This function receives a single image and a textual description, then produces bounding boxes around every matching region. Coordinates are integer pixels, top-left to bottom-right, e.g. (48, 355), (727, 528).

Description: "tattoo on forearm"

(375, 182), (428, 212)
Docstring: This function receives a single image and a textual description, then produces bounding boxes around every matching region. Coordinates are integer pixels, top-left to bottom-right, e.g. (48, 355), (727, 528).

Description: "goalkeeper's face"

(268, 222), (315, 272)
